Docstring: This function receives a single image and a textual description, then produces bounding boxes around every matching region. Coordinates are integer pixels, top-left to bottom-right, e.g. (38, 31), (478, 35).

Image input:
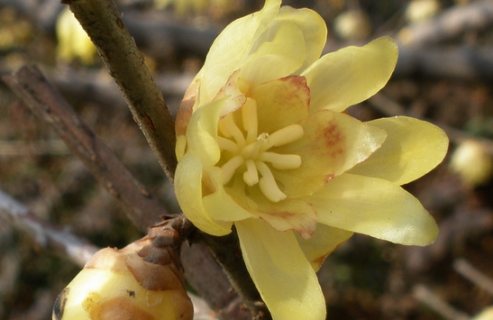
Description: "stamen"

(219, 114), (246, 148)
(268, 124), (304, 148)
(242, 99), (258, 143)
(243, 159), (259, 186)
(218, 137), (239, 153)
(259, 152), (302, 170)
(242, 142), (261, 159)
(256, 161), (287, 202)
(221, 155), (244, 185)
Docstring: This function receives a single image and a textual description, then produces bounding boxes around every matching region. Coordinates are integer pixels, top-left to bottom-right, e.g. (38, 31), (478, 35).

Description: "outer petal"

(309, 173), (439, 246)
(197, 0), (281, 105)
(239, 22), (306, 86)
(275, 110), (386, 198)
(235, 219), (326, 320)
(174, 153), (232, 236)
(348, 116), (449, 185)
(302, 37), (398, 113)
(247, 6), (327, 75)
(275, 6), (327, 72)
(296, 224), (353, 271)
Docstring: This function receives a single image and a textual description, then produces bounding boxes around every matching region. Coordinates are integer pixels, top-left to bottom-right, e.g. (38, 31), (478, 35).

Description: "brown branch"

(3, 65), (165, 232)
(0, 188), (98, 268)
(65, 0), (177, 182)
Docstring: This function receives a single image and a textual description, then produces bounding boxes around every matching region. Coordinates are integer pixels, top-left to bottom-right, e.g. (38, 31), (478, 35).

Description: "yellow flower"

(174, 0), (448, 319)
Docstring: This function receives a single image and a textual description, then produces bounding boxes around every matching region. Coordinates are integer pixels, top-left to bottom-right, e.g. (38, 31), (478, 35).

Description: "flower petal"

(275, 110), (386, 198)
(348, 116), (449, 185)
(296, 224), (353, 271)
(197, 0), (281, 106)
(302, 37), (398, 113)
(275, 6), (327, 72)
(251, 75), (310, 134)
(246, 185), (318, 238)
(235, 219), (326, 320)
(310, 173), (439, 246)
(174, 153), (232, 236)
(202, 167), (254, 222)
(186, 98), (225, 168)
(239, 22), (306, 85)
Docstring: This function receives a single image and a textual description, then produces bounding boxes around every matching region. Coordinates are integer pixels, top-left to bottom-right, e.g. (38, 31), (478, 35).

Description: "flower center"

(217, 98), (303, 202)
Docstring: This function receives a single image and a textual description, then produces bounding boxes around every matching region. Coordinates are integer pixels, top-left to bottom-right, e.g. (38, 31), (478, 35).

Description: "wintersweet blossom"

(174, 0), (448, 319)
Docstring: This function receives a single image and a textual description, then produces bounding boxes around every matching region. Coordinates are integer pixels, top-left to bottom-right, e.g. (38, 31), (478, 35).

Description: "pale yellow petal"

(174, 154), (232, 236)
(245, 185), (318, 238)
(202, 167), (254, 222)
(275, 110), (386, 198)
(236, 219), (326, 320)
(296, 224), (353, 271)
(251, 75), (310, 134)
(310, 174), (439, 246)
(197, 0), (281, 105)
(239, 21), (306, 85)
(349, 116), (449, 185)
(186, 99), (225, 168)
(302, 37), (398, 113)
(274, 6), (327, 72)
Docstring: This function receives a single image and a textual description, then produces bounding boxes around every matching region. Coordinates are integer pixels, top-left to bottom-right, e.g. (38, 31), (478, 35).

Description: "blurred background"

(1, 0), (493, 319)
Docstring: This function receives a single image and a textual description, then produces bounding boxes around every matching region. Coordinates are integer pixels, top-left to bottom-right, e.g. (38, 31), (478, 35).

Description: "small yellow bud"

(53, 220), (193, 320)
(334, 10), (371, 41)
(473, 306), (493, 320)
(405, 0), (440, 23)
(450, 140), (493, 186)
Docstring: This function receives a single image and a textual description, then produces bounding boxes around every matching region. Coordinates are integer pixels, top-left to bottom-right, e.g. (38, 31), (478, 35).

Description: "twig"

(65, 0), (177, 182)
(0, 188), (98, 268)
(413, 284), (471, 320)
(395, 46), (493, 81)
(454, 259), (493, 296)
(2, 65), (165, 232)
(181, 243), (252, 320)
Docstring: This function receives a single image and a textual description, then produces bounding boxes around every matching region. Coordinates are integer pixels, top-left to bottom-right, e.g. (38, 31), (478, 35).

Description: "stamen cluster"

(218, 98), (304, 202)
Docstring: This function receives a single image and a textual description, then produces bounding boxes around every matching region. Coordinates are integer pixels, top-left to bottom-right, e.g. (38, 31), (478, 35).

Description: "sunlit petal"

(197, 0), (281, 106)
(251, 75), (310, 134)
(236, 219), (326, 320)
(302, 37), (398, 113)
(348, 116), (449, 185)
(296, 224), (353, 270)
(202, 167), (254, 222)
(275, 110), (386, 197)
(311, 174), (439, 245)
(174, 154), (232, 236)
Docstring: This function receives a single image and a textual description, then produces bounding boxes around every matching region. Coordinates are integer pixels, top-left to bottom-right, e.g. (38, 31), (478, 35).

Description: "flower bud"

(53, 219), (193, 320)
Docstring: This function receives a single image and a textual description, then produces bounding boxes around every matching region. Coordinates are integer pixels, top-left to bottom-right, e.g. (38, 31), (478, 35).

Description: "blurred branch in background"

(3, 66), (165, 231)
(396, 0), (493, 47)
(413, 284), (471, 320)
(0, 188), (98, 268)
